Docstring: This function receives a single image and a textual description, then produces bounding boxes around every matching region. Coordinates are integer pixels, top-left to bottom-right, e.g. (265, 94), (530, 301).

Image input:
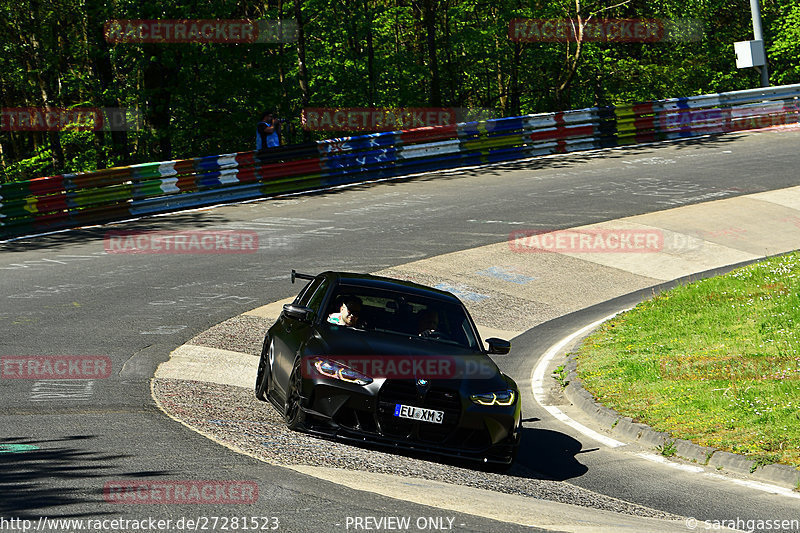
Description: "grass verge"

(575, 252), (800, 467)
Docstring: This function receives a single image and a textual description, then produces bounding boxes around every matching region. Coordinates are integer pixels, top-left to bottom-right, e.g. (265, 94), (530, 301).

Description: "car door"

(272, 276), (330, 403)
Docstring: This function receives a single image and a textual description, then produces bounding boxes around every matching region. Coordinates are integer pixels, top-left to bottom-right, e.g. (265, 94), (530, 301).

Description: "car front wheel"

(255, 338), (273, 401)
(284, 359), (306, 430)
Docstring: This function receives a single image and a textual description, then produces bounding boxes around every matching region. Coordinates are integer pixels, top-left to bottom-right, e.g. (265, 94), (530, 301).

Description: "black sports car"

(255, 270), (522, 465)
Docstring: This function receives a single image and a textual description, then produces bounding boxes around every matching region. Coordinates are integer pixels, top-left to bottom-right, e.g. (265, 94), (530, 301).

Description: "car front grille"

(376, 380), (461, 444)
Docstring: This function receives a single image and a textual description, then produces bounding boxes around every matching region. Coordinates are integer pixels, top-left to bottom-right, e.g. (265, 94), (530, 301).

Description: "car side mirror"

(485, 337), (511, 355)
(283, 304), (313, 322)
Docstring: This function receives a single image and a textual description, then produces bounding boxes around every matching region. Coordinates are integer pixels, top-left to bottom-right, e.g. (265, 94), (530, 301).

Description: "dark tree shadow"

(0, 436), (148, 518)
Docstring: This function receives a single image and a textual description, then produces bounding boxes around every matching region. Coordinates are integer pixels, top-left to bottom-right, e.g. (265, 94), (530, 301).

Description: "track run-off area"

(2, 127), (800, 533)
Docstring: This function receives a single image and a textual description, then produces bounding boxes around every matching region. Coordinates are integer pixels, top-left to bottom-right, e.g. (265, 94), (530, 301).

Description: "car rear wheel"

(255, 338), (273, 401)
(284, 359), (305, 430)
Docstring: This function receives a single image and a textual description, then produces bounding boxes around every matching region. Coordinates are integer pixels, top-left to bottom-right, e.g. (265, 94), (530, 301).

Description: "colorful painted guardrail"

(1, 84), (798, 239)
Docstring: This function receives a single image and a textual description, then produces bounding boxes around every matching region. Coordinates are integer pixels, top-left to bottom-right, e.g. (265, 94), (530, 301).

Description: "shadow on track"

(515, 426), (590, 481)
(0, 213), (234, 253)
(0, 436), (135, 518)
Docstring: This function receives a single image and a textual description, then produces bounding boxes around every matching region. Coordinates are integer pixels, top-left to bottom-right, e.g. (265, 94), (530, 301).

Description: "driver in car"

(327, 296), (363, 327)
(416, 309), (440, 335)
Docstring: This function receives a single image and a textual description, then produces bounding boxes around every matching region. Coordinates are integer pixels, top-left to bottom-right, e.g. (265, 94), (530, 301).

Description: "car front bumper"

(298, 378), (521, 464)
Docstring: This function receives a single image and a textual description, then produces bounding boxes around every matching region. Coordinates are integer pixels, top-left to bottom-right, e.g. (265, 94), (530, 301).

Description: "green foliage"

(552, 364), (570, 388)
(768, 1), (800, 85)
(657, 440), (678, 458)
(1, 146), (55, 181)
(1, 0), (798, 183)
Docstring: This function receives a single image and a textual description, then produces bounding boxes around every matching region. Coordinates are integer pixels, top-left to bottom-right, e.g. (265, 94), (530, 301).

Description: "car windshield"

(325, 285), (480, 349)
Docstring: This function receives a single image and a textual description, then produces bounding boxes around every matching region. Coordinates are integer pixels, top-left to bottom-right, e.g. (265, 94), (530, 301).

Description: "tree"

(1, 0), (798, 183)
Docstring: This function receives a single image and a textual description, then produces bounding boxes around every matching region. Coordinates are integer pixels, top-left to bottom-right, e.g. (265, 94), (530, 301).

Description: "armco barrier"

(1, 84), (798, 239)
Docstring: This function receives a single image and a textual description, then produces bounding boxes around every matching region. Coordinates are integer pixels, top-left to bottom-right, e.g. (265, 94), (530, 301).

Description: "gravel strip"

(188, 315), (271, 355)
(153, 377), (682, 521)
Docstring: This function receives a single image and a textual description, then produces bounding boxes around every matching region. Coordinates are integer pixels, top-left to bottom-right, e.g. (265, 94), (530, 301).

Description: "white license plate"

(394, 404), (444, 424)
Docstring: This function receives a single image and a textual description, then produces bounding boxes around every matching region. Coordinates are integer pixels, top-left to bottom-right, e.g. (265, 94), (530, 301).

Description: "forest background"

(1, 0), (799, 183)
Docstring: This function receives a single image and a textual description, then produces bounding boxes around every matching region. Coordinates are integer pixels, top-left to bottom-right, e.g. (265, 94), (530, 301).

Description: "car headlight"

(470, 389), (516, 406)
(313, 357), (373, 386)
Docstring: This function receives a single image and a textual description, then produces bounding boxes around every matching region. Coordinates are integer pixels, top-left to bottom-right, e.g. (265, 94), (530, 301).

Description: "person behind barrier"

(256, 110), (281, 150)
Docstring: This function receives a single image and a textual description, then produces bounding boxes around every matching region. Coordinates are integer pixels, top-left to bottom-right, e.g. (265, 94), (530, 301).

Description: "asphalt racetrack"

(2, 128), (800, 532)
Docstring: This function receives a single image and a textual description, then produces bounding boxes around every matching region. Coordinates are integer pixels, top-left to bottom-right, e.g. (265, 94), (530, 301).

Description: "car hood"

(304, 326), (513, 389)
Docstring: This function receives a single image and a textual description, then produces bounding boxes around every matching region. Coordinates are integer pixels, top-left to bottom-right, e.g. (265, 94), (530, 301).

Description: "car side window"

(458, 317), (478, 349)
(305, 279), (329, 315)
(295, 278), (321, 307)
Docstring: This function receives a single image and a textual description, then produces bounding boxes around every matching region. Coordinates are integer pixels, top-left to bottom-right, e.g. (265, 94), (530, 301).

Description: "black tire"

(284, 359), (306, 430)
(255, 338), (272, 401)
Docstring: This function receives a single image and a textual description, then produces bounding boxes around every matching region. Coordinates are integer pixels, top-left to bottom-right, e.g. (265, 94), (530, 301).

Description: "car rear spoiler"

(291, 269), (315, 283)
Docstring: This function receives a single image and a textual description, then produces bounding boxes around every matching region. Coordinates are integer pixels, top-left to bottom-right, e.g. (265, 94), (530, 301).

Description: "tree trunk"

(35, 71), (65, 172)
(443, 3), (457, 105)
(554, 1), (584, 110)
(86, 3), (130, 166)
(491, 6), (507, 114)
(363, 0), (376, 106)
(277, 0), (292, 143)
(143, 45), (175, 160)
(25, 22), (65, 173)
(422, 0), (441, 107)
(294, 0), (312, 141)
(510, 42), (521, 116)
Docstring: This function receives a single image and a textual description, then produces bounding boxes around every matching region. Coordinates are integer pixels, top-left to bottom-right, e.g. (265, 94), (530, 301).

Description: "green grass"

(576, 252), (800, 467)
